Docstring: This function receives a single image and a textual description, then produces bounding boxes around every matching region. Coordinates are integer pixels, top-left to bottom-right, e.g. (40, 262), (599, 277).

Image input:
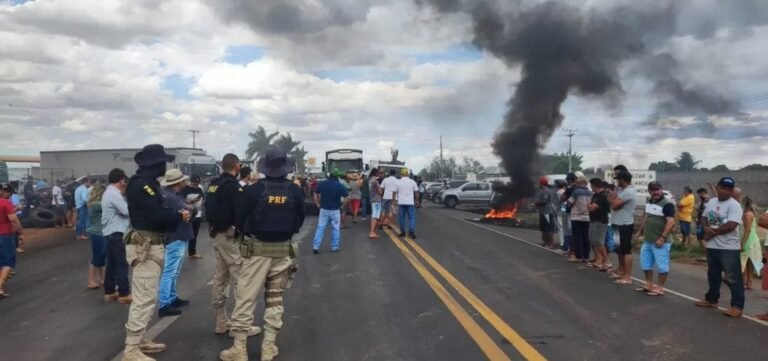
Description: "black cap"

(565, 172), (577, 181)
(717, 176), (735, 188)
(589, 178), (603, 186)
(647, 181), (662, 190)
(190, 174), (201, 183)
(134, 144), (175, 167)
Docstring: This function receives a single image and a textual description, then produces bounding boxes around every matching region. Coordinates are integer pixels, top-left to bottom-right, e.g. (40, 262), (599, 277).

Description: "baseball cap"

(539, 176), (549, 186)
(565, 172), (577, 182)
(647, 181), (662, 190)
(717, 176), (736, 188)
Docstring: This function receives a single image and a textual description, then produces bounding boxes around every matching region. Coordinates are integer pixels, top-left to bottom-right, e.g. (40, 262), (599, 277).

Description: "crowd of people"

(311, 166), (420, 253)
(534, 165), (768, 320)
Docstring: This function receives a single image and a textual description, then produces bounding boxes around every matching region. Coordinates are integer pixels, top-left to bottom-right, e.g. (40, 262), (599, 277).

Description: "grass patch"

(669, 242), (706, 263)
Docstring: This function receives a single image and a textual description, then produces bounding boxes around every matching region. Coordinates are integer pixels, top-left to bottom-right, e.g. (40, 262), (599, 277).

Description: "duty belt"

(124, 229), (164, 267)
(240, 237), (291, 259)
(125, 230), (164, 245)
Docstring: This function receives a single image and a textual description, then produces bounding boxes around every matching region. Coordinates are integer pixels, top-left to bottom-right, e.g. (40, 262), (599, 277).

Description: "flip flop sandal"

(635, 286), (654, 293)
(608, 273), (621, 279)
(613, 279), (632, 285)
(646, 290), (665, 296)
(0, 292), (9, 299)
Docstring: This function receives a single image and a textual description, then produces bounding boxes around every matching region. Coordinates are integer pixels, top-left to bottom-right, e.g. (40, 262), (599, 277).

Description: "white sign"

(466, 172), (477, 182)
(604, 169), (656, 205)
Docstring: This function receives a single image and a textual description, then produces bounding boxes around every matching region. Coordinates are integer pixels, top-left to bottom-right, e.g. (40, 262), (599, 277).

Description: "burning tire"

(29, 208), (56, 228)
(444, 197), (458, 209)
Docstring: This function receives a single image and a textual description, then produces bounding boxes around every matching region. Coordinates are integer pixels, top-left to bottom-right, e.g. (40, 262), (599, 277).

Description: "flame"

(485, 205), (517, 219)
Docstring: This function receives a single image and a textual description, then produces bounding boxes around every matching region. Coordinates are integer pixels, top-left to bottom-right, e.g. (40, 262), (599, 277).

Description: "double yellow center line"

(383, 227), (547, 361)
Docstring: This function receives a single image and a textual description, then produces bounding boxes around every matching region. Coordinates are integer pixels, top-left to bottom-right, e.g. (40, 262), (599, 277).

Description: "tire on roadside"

(30, 208), (56, 228)
(444, 197), (458, 209)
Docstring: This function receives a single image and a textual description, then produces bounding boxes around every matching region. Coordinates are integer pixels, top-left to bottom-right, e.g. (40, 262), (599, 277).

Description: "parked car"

(440, 181), (492, 208)
(434, 180), (469, 204)
(425, 183), (444, 201)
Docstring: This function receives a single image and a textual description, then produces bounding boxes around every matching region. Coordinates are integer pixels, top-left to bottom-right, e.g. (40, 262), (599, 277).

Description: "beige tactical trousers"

(230, 255), (292, 334)
(211, 233), (242, 310)
(124, 245), (165, 345)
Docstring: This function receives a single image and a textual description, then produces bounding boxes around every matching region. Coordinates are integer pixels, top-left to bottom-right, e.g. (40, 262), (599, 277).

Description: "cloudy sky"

(1, 0), (767, 172)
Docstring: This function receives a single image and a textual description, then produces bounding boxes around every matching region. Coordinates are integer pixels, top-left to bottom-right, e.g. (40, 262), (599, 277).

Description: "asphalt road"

(2, 205), (768, 361)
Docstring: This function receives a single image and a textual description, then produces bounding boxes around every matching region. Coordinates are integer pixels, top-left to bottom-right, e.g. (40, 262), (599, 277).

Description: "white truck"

(40, 147), (219, 183)
(323, 149), (366, 177)
(369, 159), (406, 176)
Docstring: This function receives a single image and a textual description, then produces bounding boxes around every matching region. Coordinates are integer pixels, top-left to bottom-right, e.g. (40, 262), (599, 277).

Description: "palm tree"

(290, 146), (309, 176)
(246, 126), (279, 160)
(273, 133), (301, 154)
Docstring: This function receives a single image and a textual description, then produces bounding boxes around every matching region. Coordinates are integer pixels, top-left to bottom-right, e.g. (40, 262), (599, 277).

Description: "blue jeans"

(705, 249), (745, 309)
(158, 240), (187, 308)
(89, 233), (107, 267)
(76, 206), (89, 237)
(104, 232), (130, 296)
(398, 205), (416, 234)
(313, 209), (341, 251)
(604, 226), (615, 253)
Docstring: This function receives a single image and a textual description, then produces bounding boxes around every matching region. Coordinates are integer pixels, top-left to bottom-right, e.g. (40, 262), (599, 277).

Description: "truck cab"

(324, 149), (366, 177)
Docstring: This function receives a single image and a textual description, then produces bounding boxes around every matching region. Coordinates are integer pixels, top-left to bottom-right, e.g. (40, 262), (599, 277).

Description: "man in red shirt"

(0, 184), (24, 298)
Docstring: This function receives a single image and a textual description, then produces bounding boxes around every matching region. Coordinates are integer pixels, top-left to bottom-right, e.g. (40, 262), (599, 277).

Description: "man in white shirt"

(51, 180), (66, 228)
(394, 168), (419, 238)
(379, 169), (398, 229)
(695, 176), (745, 318)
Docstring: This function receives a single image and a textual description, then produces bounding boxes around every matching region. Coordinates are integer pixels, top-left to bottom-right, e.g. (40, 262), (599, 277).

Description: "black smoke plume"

(420, 0), (748, 203)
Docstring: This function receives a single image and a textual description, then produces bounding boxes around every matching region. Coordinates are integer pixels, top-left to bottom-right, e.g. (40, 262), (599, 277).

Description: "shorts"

(371, 202), (382, 219)
(589, 222), (608, 247)
(614, 224), (634, 255)
(0, 235), (16, 269)
(349, 199), (361, 213)
(382, 199), (392, 213)
(696, 225), (705, 241)
(641, 242), (672, 273)
(679, 221), (691, 236)
(539, 214), (555, 233)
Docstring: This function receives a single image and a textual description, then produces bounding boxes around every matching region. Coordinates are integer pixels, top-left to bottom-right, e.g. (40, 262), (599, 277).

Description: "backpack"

(248, 180), (298, 235)
(205, 176), (237, 229)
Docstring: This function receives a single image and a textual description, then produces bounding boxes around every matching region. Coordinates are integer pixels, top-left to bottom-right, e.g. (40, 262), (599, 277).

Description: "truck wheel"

(30, 209), (56, 228)
(444, 197), (458, 209)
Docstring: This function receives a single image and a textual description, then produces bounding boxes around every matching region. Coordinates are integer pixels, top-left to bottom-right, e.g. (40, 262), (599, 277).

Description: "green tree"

(649, 161), (680, 172)
(422, 156), (458, 180)
(741, 164), (768, 171)
(273, 133), (301, 154)
(457, 157), (485, 174)
(290, 146), (308, 176)
(246, 126), (279, 160)
(711, 164), (729, 172)
(675, 152), (701, 171)
(543, 152), (583, 174)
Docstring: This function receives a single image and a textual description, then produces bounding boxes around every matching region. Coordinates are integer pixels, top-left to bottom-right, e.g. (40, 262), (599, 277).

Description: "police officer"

(121, 144), (190, 361)
(206, 153), (260, 337)
(220, 148), (305, 361)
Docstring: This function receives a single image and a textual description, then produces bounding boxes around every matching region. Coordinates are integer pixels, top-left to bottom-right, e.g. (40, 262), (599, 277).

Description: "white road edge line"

(110, 315), (181, 361)
(449, 213), (768, 327)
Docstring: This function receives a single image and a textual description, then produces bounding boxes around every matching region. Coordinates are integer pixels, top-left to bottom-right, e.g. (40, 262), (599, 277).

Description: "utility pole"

(563, 128), (578, 172)
(188, 129), (200, 149)
(439, 135), (444, 181)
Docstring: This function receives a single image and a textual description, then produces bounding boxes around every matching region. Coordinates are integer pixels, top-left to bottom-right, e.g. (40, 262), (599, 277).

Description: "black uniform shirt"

(210, 173), (245, 232)
(126, 174), (180, 233)
(238, 178), (306, 242)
